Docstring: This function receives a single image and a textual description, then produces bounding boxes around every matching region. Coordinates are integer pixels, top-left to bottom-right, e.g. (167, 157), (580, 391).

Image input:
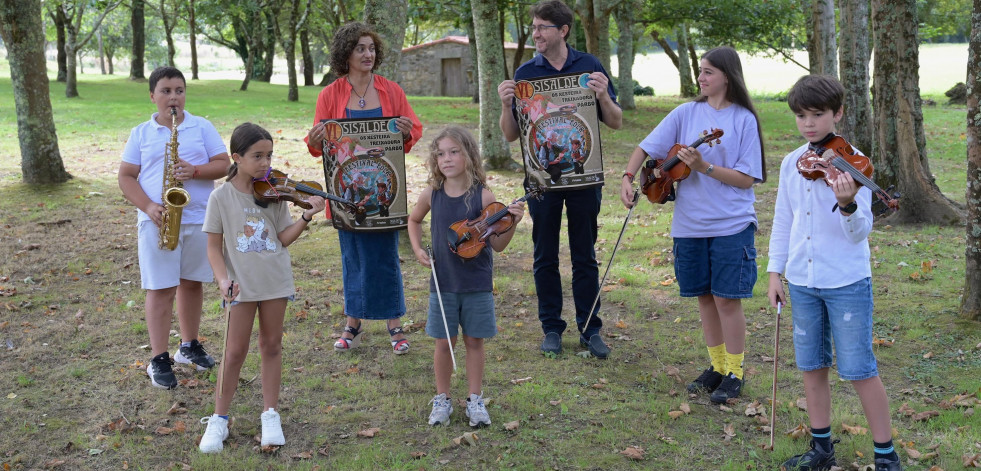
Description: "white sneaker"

(465, 393), (491, 427)
(428, 393), (453, 426)
(199, 415), (229, 453)
(260, 408), (285, 446)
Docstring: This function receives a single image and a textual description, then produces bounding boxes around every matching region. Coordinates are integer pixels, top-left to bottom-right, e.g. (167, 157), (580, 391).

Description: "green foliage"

(918, 0), (972, 42)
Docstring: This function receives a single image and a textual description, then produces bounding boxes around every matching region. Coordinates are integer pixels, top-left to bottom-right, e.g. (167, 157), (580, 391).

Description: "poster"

(319, 117), (407, 231)
(515, 72), (604, 190)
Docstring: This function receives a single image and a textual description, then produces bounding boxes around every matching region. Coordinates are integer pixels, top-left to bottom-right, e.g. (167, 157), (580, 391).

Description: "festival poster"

(319, 117), (407, 231)
(515, 72), (604, 190)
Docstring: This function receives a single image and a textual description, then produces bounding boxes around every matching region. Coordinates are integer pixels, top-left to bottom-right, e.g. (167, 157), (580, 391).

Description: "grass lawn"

(0, 70), (979, 471)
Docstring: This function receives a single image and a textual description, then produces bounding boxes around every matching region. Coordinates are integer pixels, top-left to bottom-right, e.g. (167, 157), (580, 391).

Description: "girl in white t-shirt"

(198, 123), (325, 453)
(618, 46), (766, 404)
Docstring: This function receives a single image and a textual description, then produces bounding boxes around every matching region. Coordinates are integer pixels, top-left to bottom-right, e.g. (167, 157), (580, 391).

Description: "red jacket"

(305, 74), (423, 156)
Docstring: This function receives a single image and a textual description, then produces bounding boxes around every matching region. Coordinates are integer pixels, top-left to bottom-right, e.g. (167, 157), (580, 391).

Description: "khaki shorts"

(137, 221), (213, 290)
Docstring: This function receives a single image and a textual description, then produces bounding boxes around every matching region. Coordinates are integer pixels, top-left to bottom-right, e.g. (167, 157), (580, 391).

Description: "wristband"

(191, 166), (199, 178)
(301, 213), (312, 222)
(622, 172), (634, 183)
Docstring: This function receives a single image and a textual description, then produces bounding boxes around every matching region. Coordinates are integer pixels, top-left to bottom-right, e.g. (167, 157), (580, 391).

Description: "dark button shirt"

(511, 44), (619, 122)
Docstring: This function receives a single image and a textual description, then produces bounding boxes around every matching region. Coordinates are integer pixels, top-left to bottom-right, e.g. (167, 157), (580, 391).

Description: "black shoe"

(780, 439), (839, 471)
(874, 455), (902, 471)
(709, 372), (743, 403)
(540, 332), (562, 355)
(686, 366), (724, 394)
(175, 339), (216, 370)
(579, 334), (609, 359)
(147, 352), (178, 390)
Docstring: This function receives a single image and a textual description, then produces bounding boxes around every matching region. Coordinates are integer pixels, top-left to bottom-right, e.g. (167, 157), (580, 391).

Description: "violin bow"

(217, 281), (234, 400)
(580, 189), (639, 342)
(427, 246), (457, 371)
(768, 301), (782, 450)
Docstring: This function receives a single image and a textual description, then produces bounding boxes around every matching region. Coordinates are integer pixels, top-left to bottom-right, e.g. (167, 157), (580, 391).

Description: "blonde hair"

(427, 125), (486, 192)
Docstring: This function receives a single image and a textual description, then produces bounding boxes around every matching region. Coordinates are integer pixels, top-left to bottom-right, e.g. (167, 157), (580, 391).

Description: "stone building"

(399, 36), (533, 97)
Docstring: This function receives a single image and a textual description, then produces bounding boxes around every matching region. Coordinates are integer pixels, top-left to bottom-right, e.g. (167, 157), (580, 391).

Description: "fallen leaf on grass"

(680, 403), (691, 414)
(173, 421), (186, 433)
(899, 402), (916, 416)
(911, 410), (940, 422)
(510, 376), (532, 385)
(664, 366), (680, 378)
(841, 423), (868, 435)
(410, 451), (427, 459)
(787, 423), (809, 439)
(549, 400), (562, 406)
(452, 432), (479, 446)
(43, 459), (66, 469)
(291, 451), (313, 459)
(166, 402), (187, 415)
(620, 446), (644, 460)
(345, 367), (359, 374)
(872, 338), (894, 347)
(154, 426), (173, 435)
(796, 397), (808, 411)
(927, 466), (945, 471)
(923, 351), (934, 359)
(719, 405), (733, 413)
(259, 445), (280, 454)
(504, 420), (520, 431)
(745, 400), (765, 416)
(963, 453), (981, 467)
(668, 410), (685, 419)
(615, 320), (628, 329)
(318, 444), (330, 456)
(357, 428), (380, 438)
(723, 423), (736, 443)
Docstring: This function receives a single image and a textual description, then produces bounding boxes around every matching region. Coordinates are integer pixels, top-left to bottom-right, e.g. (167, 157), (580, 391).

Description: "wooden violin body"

(796, 134), (899, 214)
(640, 128), (724, 204)
(447, 188), (543, 259)
(252, 169), (366, 223)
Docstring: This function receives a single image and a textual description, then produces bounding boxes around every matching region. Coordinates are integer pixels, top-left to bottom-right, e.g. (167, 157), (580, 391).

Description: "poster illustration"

(319, 117), (406, 231)
(516, 72), (603, 190)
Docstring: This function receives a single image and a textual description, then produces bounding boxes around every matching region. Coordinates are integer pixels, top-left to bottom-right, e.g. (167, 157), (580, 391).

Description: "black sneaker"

(147, 352), (178, 390)
(175, 339), (216, 371)
(709, 372), (743, 403)
(874, 455), (902, 471)
(687, 366), (724, 393)
(780, 439), (839, 471)
(540, 332), (562, 355)
(579, 334), (610, 359)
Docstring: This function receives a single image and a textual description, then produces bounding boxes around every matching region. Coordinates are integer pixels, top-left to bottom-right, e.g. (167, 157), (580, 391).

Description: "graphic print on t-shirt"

(236, 213), (277, 253)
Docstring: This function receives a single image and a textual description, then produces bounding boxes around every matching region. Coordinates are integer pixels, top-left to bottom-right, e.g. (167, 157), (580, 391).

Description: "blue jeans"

(787, 278), (879, 381)
(527, 186), (602, 338)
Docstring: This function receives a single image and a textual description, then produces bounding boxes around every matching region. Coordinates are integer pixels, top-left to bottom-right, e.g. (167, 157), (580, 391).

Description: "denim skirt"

(338, 230), (406, 319)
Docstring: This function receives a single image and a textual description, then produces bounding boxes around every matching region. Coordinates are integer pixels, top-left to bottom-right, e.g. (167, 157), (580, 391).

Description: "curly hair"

(426, 126), (486, 211)
(329, 22), (384, 76)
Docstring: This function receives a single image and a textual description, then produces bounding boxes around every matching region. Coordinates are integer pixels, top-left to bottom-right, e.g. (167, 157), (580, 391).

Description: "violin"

(640, 128), (724, 204)
(796, 134), (900, 214)
(447, 188), (543, 259)
(252, 169), (366, 224)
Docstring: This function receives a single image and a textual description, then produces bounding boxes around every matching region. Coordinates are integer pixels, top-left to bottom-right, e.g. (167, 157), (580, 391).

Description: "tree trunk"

(363, 0), (407, 82)
(575, 0), (611, 73)
(240, 11), (259, 91)
(613, 0), (636, 110)
(677, 23), (696, 98)
(465, 16), (479, 103)
(130, 0), (145, 80)
(470, 0), (513, 169)
(189, 0), (198, 79)
(962, 0), (981, 321)
(301, 26), (314, 86)
(281, 0), (301, 102)
(871, 0), (963, 224)
(811, 0), (837, 75)
(97, 28), (106, 74)
(106, 50), (114, 74)
(838, 0), (873, 156)
(0, 0), (72, 184)
(803, 0), (819, 72)
(64, 4), (80, 97)
(159, 0), (176, 67)
(510, 7), (530, 78)
(259, 9), (276, 82)
(688, 40), (698, 83)
(52, 5), (67, 82)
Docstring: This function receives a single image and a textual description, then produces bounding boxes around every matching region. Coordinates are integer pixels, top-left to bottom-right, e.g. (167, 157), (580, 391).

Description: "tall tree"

(574, 0), (614, 73)
(613, 0), (638, 110)
(962, 0), (981, 321)
(300, 25), (314, 86)
(808, 0), (837, 75)
(157, 0), (182, 67)
(871, 0), (963, 224)
(363, 0), (408, 82)
(47, 3), (69, 82)
(837, 0), (872, 155)
(62, 0), (124, 97)
(676, 23), (696, 97)
(274, 0), (310, 101)
(129, 0), (145, 80)
(259, 8), (276, 82)
(188, 0), (198, 79)
(0, 0), (72, 184)
(471, 0), (512, 169)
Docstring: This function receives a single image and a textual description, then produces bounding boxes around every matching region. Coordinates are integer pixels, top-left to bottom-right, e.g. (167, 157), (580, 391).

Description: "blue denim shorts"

(673, 223), (757, 299)
(426, 291), (497, 339)
(787, 278), (879, 381)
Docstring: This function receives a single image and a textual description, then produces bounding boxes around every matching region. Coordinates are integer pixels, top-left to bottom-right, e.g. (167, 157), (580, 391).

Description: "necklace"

(347, 74), (372, 109)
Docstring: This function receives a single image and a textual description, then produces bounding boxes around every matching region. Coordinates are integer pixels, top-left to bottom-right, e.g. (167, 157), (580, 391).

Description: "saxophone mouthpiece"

(170, 107), (177, 116)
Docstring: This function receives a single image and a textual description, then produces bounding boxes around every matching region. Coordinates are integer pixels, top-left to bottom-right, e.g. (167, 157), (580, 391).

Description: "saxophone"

(158, 107), (190, 250)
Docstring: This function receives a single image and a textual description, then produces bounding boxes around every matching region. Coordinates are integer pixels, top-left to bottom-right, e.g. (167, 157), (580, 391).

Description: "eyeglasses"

(530, 24), (560, 33)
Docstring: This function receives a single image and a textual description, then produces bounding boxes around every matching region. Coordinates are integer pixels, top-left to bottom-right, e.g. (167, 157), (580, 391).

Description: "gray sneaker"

(465, 393), (490, 428)
(428, 393), (453, 426)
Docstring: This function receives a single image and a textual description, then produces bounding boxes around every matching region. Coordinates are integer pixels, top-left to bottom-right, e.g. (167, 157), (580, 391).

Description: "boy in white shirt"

(767, 75), (901, 471)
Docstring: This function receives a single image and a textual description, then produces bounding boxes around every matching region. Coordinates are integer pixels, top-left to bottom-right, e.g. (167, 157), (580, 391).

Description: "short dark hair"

(227, 122), (273, 180)
(530, 0), (574, 41)
(148, 66), (185, 93)
(787, 75), (845, 113)
(329, 22), (384, 76)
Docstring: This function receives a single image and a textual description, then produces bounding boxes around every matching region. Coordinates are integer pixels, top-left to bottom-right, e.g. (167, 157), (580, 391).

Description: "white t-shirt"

(767, 142), (873, 289)
(203, 182), (296, 302)
(638, 101), (763, 238)
(121, 111), (227, 224)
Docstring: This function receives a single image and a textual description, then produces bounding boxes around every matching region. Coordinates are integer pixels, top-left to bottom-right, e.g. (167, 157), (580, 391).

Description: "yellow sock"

(707, 344), (727, 373)
(726, 351), (745, 379)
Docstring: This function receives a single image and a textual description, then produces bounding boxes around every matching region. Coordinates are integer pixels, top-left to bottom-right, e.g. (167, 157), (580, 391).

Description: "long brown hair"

(697, 47), (767, 182)
(426, 126), (486, 213)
